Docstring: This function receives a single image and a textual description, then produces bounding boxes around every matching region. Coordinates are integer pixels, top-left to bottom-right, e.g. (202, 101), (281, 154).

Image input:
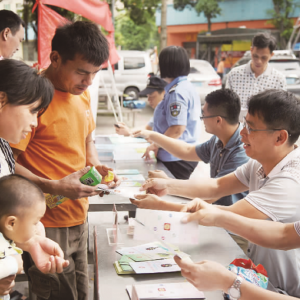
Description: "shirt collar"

(216, 123), (242, 150)
(0, 56), (3, 60)
(256, 146), (300, 179)
(164, 76), (187, 92)
(245, 60), (271, 77)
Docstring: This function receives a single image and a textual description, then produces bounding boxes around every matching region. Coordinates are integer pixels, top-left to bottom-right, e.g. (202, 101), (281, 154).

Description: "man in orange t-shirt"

(10, 21), (119, 300)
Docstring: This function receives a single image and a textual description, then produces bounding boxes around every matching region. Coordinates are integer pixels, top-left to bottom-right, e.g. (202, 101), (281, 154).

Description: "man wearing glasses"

(226, 32), (286, 121)
(132, 89), (300, 297)
(133, 89), (248, 206)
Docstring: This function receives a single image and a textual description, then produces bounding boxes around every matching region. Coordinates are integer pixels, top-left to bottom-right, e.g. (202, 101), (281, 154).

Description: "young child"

(0, 174), (67, 300)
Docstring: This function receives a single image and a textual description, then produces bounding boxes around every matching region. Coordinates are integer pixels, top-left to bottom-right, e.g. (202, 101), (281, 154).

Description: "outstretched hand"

(174, 256), (235, 293)
(130, 194), (164, 209)
(180, 198), (222, 226)
(19, 235), (69, 274)
(140, 178), (169, 196)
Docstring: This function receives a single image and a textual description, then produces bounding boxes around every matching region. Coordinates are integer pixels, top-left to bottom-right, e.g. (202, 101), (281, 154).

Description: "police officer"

(143, 46), (201, 179)
(115, 76), (167, 135)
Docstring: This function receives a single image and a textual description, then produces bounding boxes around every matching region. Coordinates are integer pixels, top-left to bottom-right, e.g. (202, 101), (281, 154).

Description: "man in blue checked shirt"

(142, 46), (201, 180)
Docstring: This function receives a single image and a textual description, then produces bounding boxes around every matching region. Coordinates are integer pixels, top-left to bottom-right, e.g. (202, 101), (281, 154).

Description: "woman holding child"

(0, 59), (68, 298)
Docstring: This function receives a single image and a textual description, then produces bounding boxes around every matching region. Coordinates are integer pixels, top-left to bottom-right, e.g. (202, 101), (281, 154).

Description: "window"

(124, 57), (145, 70)
(4, 4), (11, 10)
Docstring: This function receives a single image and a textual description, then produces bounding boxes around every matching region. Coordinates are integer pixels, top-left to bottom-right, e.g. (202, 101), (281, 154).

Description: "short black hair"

(205, 89), (241, 125)
(52, 21), (109, 66)
(0, 10), (25, 35)
(0, 59), (54, 115)
(159, 46), (190, 78)
(252, 32), (277, 53)
(0, 175), (44, 218)
(248, 89), (300, 146)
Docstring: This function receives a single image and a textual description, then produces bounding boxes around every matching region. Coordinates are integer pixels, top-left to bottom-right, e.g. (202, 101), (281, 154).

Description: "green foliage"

(115, 12), (159, 50)
(267, 0), (300, 47)
(173, 0), (222, 31)
(173, 0), (196, 11)
(195, 0), (222, 20)
(120, 0), (161, 25)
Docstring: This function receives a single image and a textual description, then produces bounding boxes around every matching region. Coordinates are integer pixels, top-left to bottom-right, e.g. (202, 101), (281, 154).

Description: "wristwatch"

(227, 275), (243, 300)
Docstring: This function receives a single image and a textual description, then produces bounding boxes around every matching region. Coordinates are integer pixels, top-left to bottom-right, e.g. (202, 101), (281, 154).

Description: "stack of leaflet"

(106, 170), (146, 199)
(114, 242), (189, 275)
(95, 135), (156, 163)
(127, 283), (205, 300)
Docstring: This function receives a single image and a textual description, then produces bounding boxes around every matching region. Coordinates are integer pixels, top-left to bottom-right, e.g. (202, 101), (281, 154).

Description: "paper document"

(127, 282), (205, 299)
(129, 258), (180, 274)
(134, 209), (199, 245)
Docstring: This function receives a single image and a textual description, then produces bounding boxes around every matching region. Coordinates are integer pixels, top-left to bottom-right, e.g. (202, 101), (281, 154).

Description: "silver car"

(99, 50), (152, 99)
(188, 59), (222, 104)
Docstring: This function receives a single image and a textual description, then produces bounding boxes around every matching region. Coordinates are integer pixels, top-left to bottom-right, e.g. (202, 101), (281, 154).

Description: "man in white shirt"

(226, 32), (286, 121)
(0, 10), (25, 59)
(132, 89), (300, 297)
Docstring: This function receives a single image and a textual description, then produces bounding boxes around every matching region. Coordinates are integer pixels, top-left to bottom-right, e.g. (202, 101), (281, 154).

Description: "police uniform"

(153, 76), (201, 179)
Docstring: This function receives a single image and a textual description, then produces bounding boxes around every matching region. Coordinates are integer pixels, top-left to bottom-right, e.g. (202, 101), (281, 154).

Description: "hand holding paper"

(134, 209), (199, 245)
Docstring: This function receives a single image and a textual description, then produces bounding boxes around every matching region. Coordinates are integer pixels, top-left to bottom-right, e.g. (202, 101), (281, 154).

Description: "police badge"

(170, 103), (181, 117)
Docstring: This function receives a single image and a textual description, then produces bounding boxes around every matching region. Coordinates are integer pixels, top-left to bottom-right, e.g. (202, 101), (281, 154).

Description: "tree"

(160, 0), (167, 50)
(174, 0), (222, 32)
(120, 0), (161, 25)
(267, 0), (300, 49)
(195, 0), (222, 32)
(115, 13), (159, 50)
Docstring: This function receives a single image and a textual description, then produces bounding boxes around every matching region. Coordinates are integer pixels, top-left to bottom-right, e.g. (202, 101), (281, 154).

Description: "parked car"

(188, 59), (222, 104)
(123, 100), (147, 109)
(223, 50), (300, 95)
(99, 50), (152, 99)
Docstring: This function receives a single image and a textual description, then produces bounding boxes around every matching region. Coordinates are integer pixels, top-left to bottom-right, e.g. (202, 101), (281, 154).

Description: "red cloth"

(102, 32), (120, 68)
(33, 0), (119, 69)
(36, 3), (70, 69)
(36, 0), (114, 32)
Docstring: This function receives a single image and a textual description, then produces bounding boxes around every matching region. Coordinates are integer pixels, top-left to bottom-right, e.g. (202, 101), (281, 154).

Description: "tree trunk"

(160, 0), (167, 51)
(207, 17), (211, 33)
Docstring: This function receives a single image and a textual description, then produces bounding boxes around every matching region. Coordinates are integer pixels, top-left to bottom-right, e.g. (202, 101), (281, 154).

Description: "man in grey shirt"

(133, 89), (300, 297)
(133, 89), (249, 206)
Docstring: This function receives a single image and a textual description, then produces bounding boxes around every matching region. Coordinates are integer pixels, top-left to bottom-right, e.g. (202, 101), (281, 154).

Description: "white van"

(100, 50), (152, 99)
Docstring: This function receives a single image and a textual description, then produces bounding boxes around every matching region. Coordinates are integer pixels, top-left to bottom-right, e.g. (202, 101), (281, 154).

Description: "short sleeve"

(195, 138), (214, 163)
(85, 90), (96, 135)
(245, 176), (299, 221)
(234, 159), (253, 187)
(166, 93), (188, 127)
(0, 256), (18, 279)
(280, 76), (287, 91)
(294, 222), (300, 237)
(225, 72), (232, 89)
(216, 149), (249, 179)
(148, 117), (154, 129)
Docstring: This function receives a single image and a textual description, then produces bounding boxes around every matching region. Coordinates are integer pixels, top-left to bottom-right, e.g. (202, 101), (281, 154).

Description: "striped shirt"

(0, 138), (15, 176)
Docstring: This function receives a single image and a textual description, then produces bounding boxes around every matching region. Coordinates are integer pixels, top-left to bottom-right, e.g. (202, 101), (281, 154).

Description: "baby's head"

(0, 174), (46, 244)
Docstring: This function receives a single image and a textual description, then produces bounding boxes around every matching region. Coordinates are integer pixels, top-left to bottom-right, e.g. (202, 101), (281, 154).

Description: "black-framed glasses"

(243, 117), (291, 136)
(200, 115), (227, 121)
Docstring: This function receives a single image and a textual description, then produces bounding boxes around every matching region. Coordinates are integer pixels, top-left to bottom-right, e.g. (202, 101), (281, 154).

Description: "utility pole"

(160, 0), (167, 50)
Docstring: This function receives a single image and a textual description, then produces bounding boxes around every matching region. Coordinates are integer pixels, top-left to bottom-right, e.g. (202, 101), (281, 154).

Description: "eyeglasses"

(200, 115), (227, 120)
(243, 117), (291, 136)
